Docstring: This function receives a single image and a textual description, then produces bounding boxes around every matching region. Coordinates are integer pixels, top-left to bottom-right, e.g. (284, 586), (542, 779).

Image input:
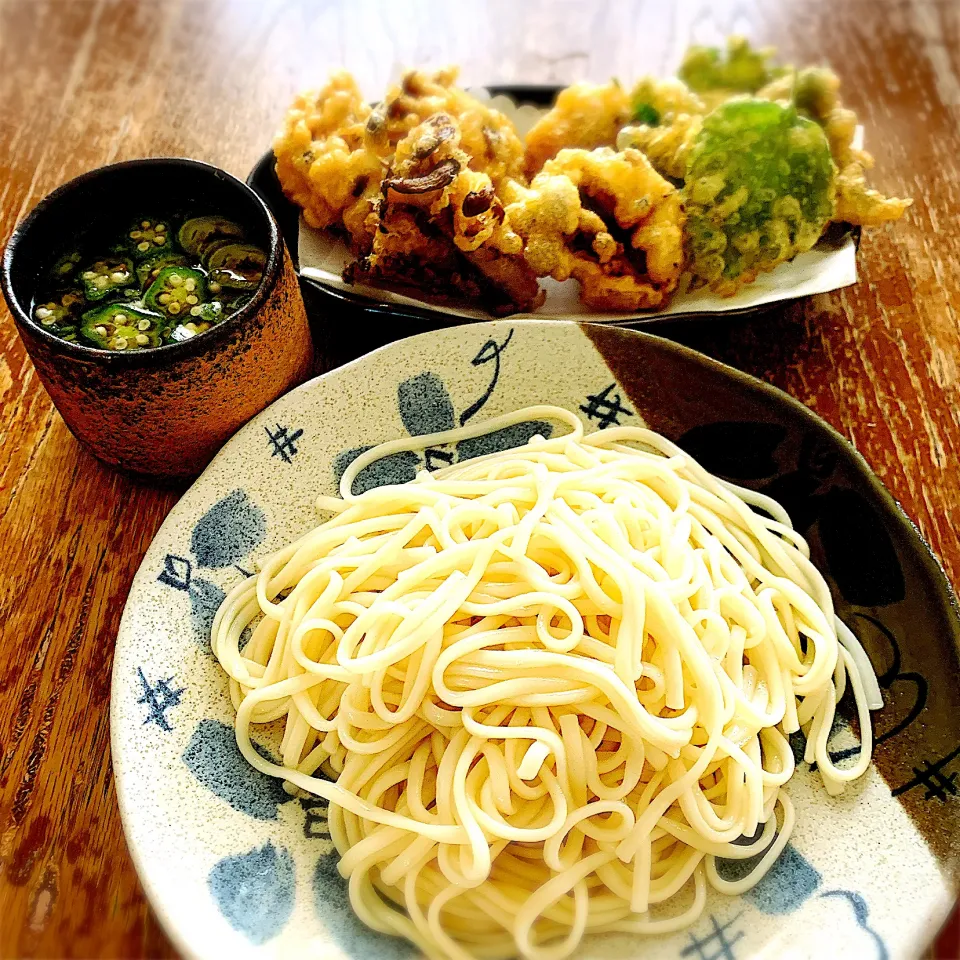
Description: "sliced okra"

(127, 218), (173, 260)
(80, 304), (167, 351)
(81, 257), (135, 301)
(137, 252), (191, 288)
(49, 252), (82, 286)
(144, 265), (207, 319)
(33, 289), (85, 328)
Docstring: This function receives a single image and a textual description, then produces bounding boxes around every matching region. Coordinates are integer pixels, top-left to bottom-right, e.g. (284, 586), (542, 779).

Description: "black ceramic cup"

(2, 158), (314, 479)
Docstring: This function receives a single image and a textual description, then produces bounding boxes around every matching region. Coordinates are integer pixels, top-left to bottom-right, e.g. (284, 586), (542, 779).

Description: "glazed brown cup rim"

(1, 157), (283, 369)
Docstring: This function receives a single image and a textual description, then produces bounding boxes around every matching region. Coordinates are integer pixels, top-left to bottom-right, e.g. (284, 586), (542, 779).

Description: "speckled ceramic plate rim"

(110, 319), (960, 960)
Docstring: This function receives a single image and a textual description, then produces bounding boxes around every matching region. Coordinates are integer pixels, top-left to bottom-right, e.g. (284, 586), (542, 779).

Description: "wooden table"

(1, 0), (957, 956)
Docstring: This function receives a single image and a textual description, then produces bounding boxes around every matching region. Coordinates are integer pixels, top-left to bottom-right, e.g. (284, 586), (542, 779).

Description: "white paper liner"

(295, 95), (862, 323)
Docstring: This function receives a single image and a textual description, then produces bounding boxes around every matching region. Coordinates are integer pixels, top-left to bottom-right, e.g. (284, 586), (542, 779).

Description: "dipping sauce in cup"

(2, 158), (314, 480)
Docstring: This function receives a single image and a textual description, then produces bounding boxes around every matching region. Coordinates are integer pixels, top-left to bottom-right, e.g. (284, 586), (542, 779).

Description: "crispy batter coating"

(683, 99), (836, 296)
(680, 36), (784, 101)
(275, 48), (912, 314)
(758, 68), (856, 162)
(500, 173), (584, 279)
(507, 147), (685, 310)
(620, 54), (911, 231)
(630, 77), (706, 125)
(834, 159), (913, 226)
(757, 67), (911, 225)
(366, 67), (525, 187)
(273, 71), (383, 251)
(523, 82), (632, 177)
(349, 114), (542, 315)
(617, 116), (702, 181)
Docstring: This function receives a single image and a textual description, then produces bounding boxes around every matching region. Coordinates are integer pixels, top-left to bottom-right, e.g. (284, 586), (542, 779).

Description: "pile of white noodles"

(212, 405), (880, 960)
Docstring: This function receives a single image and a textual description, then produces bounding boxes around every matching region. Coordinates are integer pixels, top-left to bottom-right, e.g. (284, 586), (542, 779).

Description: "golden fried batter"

(367, 68), (525, 187)
(273, 71), (384, 251)
(756, 67), (911, 226)
(835, 159), (912, 226)
(679, 36), (784, 111)
(617, 117), (703, 181)
(615, 77), (704, 180)
(507, 147), (685, 310)
(523, 82), (632, 177)
(631, 77), (706, 122)
(350, 114), (543, 315)
(618, 61), (910, 230)
(758, 68), (858, 164)
(500, 173), (584, 279)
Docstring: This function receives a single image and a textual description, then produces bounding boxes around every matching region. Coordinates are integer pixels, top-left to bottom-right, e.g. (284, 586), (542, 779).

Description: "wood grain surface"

(1, 1), (958, 957)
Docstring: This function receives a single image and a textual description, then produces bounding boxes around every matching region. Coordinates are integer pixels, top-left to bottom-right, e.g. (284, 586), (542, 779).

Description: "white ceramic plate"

(112, 320), (960, 960)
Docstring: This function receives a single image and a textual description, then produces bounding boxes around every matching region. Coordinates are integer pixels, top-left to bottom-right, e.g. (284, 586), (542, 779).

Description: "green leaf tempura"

(680, 37), (783, 94)
(683, 99), (836, 295)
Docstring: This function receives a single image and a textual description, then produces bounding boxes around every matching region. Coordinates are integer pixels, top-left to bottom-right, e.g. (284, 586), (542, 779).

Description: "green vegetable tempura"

(680, 36), (784, 94)
(683, 99), (836, 295)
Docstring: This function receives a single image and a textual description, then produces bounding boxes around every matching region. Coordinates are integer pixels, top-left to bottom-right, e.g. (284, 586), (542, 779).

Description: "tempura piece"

(273, 71), (383, 251)
(366, 67), (525, 187)
(618, 40), (783, 177)
(523, 82), (632, 176)
(680, 36), (784, 106)
(757, 67), (912, 225)
(630, 76), (706, 126)
(500, 173), (584, 279)
(758, 67), (857, 163)
(835, 159), (913, 226)
(683, 99), (835, 295)
(507, 147), (685, 310)
(617, 116), (701, 181)
(617, 77), (706, 180)
(349, 114), (543, 315)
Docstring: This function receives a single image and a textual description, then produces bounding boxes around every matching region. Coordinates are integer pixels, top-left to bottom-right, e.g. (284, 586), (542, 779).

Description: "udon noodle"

(211, 405), (880, 960)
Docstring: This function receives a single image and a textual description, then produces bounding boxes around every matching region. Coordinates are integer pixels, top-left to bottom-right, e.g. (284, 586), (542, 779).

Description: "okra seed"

(130, 231), (141, 239)
(35, 307), (52, 319)
(137, 319), (151, 331)
(168, 302), (181, 314)
(141, 220), (150, 229)
(184, 278), (196, 292)
(168, 274), (183, 287)
(95, 325), (107, 336)
(209, 282), (221, 293)
(113, 337), (128, 350)
(186, 295), (198, 305)
(189, 305), (202, 316)
(158, 293), (171, 304)
(156, 223), (166, 233)
(153, 236), (165, 245)
(137, 241), (150, 252)
(114, 313), (127, 322)
(94, 276), (109, 289)
(136, 334), (149, 345)
(110, 271), (126, 282)
(82, 271), (96, 280)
